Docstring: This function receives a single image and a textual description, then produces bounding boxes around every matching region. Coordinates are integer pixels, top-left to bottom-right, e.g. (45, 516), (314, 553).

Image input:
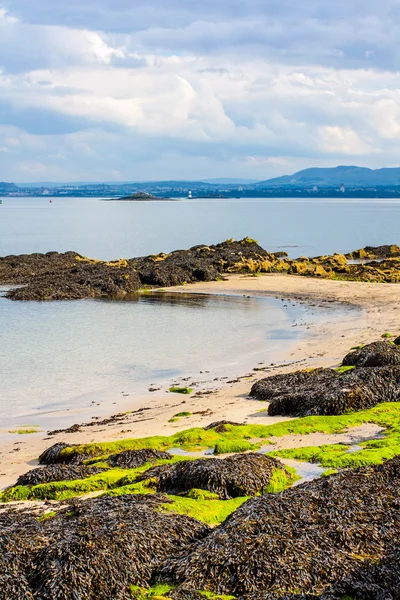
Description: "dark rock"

(107, 449), (172, 469)
(156, 453), (287, 499)
(38, 443), (81, 465)
(16, 465), (104, 487)
(342, 341), (400, 367)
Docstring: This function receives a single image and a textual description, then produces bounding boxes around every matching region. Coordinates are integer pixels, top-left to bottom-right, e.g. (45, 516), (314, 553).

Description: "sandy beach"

(1, 272), (398, 490)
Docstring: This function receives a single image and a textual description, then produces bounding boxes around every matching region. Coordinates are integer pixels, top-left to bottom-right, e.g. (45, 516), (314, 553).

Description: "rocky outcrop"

(345, 244), (400, 260)
(250, 341), (400, 417)
(1, 239), (399, 301)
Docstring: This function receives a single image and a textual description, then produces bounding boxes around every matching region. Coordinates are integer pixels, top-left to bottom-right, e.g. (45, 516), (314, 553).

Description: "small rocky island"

(107, 192), (174, 201)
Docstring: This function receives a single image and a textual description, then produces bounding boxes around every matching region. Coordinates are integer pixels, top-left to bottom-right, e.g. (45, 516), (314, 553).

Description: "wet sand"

(0, 273), (398, 490)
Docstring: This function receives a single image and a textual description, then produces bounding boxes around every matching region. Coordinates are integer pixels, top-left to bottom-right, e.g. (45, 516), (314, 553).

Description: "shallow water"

(279, 458), (327, 485)
(0, 290), (349, 429)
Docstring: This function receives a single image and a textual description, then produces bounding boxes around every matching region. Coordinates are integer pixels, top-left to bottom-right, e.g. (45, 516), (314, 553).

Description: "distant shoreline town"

(3, 165), (400, 198)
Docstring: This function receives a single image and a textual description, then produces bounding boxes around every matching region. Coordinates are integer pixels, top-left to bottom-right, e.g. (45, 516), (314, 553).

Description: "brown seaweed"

(0, 494), (209, 600)
(251, 365), (400, 416)
(156, 453), (287, 499)
(342, 341), (400, 367)
(107, 449), (172, 469)
(158, 458), (400, 596)
(15, 465), (104, 487)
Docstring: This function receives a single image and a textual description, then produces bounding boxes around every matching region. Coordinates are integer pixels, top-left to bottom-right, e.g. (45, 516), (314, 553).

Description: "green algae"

(131, 584), (173, 599)
(264, 465), (299, 493)
(9, 428), (40, 435)
(0, 468), (130, 502)
(214, 440), (256, 454)
(321, 469), (339, 477)
(160, 495), (247, 525)
(186, 488), (220, 500)
(6, 403), (400, 507)
(270, 403), (400, 468)
(131, 585), (236, 599)
(169, 387), (193, 395)
(335, 365), (355, 374)
(168, 411), (192, 423)
(36, 511), (57, 522)
(56, 403), (400, 463)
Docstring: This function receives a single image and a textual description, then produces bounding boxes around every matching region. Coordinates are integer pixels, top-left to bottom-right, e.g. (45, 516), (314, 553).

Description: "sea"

(0, 196), (398, 429)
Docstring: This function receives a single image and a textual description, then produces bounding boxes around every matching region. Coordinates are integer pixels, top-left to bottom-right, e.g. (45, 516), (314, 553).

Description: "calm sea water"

(0, 196), (399, 259)
(0, 196), (392, 429)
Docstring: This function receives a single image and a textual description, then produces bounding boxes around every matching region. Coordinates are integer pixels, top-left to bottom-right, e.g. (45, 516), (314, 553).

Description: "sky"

(0, 1), (400, 182)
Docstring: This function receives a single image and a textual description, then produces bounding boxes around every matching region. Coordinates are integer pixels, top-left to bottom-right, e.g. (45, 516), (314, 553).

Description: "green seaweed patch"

(214, 440), (256, 454)
(264, 465), (299, 493)
(242, 237), (258, 245)
(321, 469), (339, 477)
(49, 403), (400, 465)
(168, 411), (193, 423)
(169, 387), (193, 395)
(9, 428), (40, 435)
(0, 457), (184, 503)
(131, 584), (173, 599)
(335, 365), (355, 374)
(160, 495), (248, 525)
(382, 332), (393, 338)
(131, 585), (236, 600)
(350, 344), (365, 350)
(36, 511), (57, 522)
(186, 488), (220, 500)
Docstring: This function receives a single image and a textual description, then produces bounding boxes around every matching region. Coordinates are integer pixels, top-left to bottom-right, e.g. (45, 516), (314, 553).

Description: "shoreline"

(0, 273), (398, 490)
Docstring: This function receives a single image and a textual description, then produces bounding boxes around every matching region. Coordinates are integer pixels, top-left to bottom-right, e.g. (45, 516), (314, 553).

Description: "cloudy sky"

(0, 1), (399, 182)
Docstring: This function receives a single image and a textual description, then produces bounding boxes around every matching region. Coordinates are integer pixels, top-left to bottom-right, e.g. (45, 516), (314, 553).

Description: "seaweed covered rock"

(342, 341), (400, 367)
(251, 365), (400, 416)
(2, 240), (400, 301)
(130, 238), (275, 287)
(0, 515), (44, 600)
(156, 453), (287, 499)
(0, 251), (78, 285)
(250, 368), (337, 402)
(322, 547), (400, 600)
(0, 239), (280, 301)
(38, 443), (80, 465)
(108, 449), (172, 469)
(15, 465), (104, 487)
(159, 458), (400, 596)
(203, 420), (245, 432)
(345, 245), (400, 260)
(0, 494), (210, 600)
(7, 258), (141, 301)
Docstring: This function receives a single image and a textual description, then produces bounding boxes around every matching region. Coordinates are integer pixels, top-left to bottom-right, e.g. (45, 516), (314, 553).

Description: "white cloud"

(0, 2), (400, 180)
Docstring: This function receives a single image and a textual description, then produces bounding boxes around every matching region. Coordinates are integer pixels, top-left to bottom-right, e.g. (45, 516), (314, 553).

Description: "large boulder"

(251, 366), (400, 416)
(155, 453), (288, 499)
(342, 341), (400, 367)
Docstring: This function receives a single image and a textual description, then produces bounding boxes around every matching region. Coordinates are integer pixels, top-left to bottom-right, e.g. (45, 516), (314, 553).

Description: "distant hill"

(256, 166), (400, 188)
(0, 181), (18, 191)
